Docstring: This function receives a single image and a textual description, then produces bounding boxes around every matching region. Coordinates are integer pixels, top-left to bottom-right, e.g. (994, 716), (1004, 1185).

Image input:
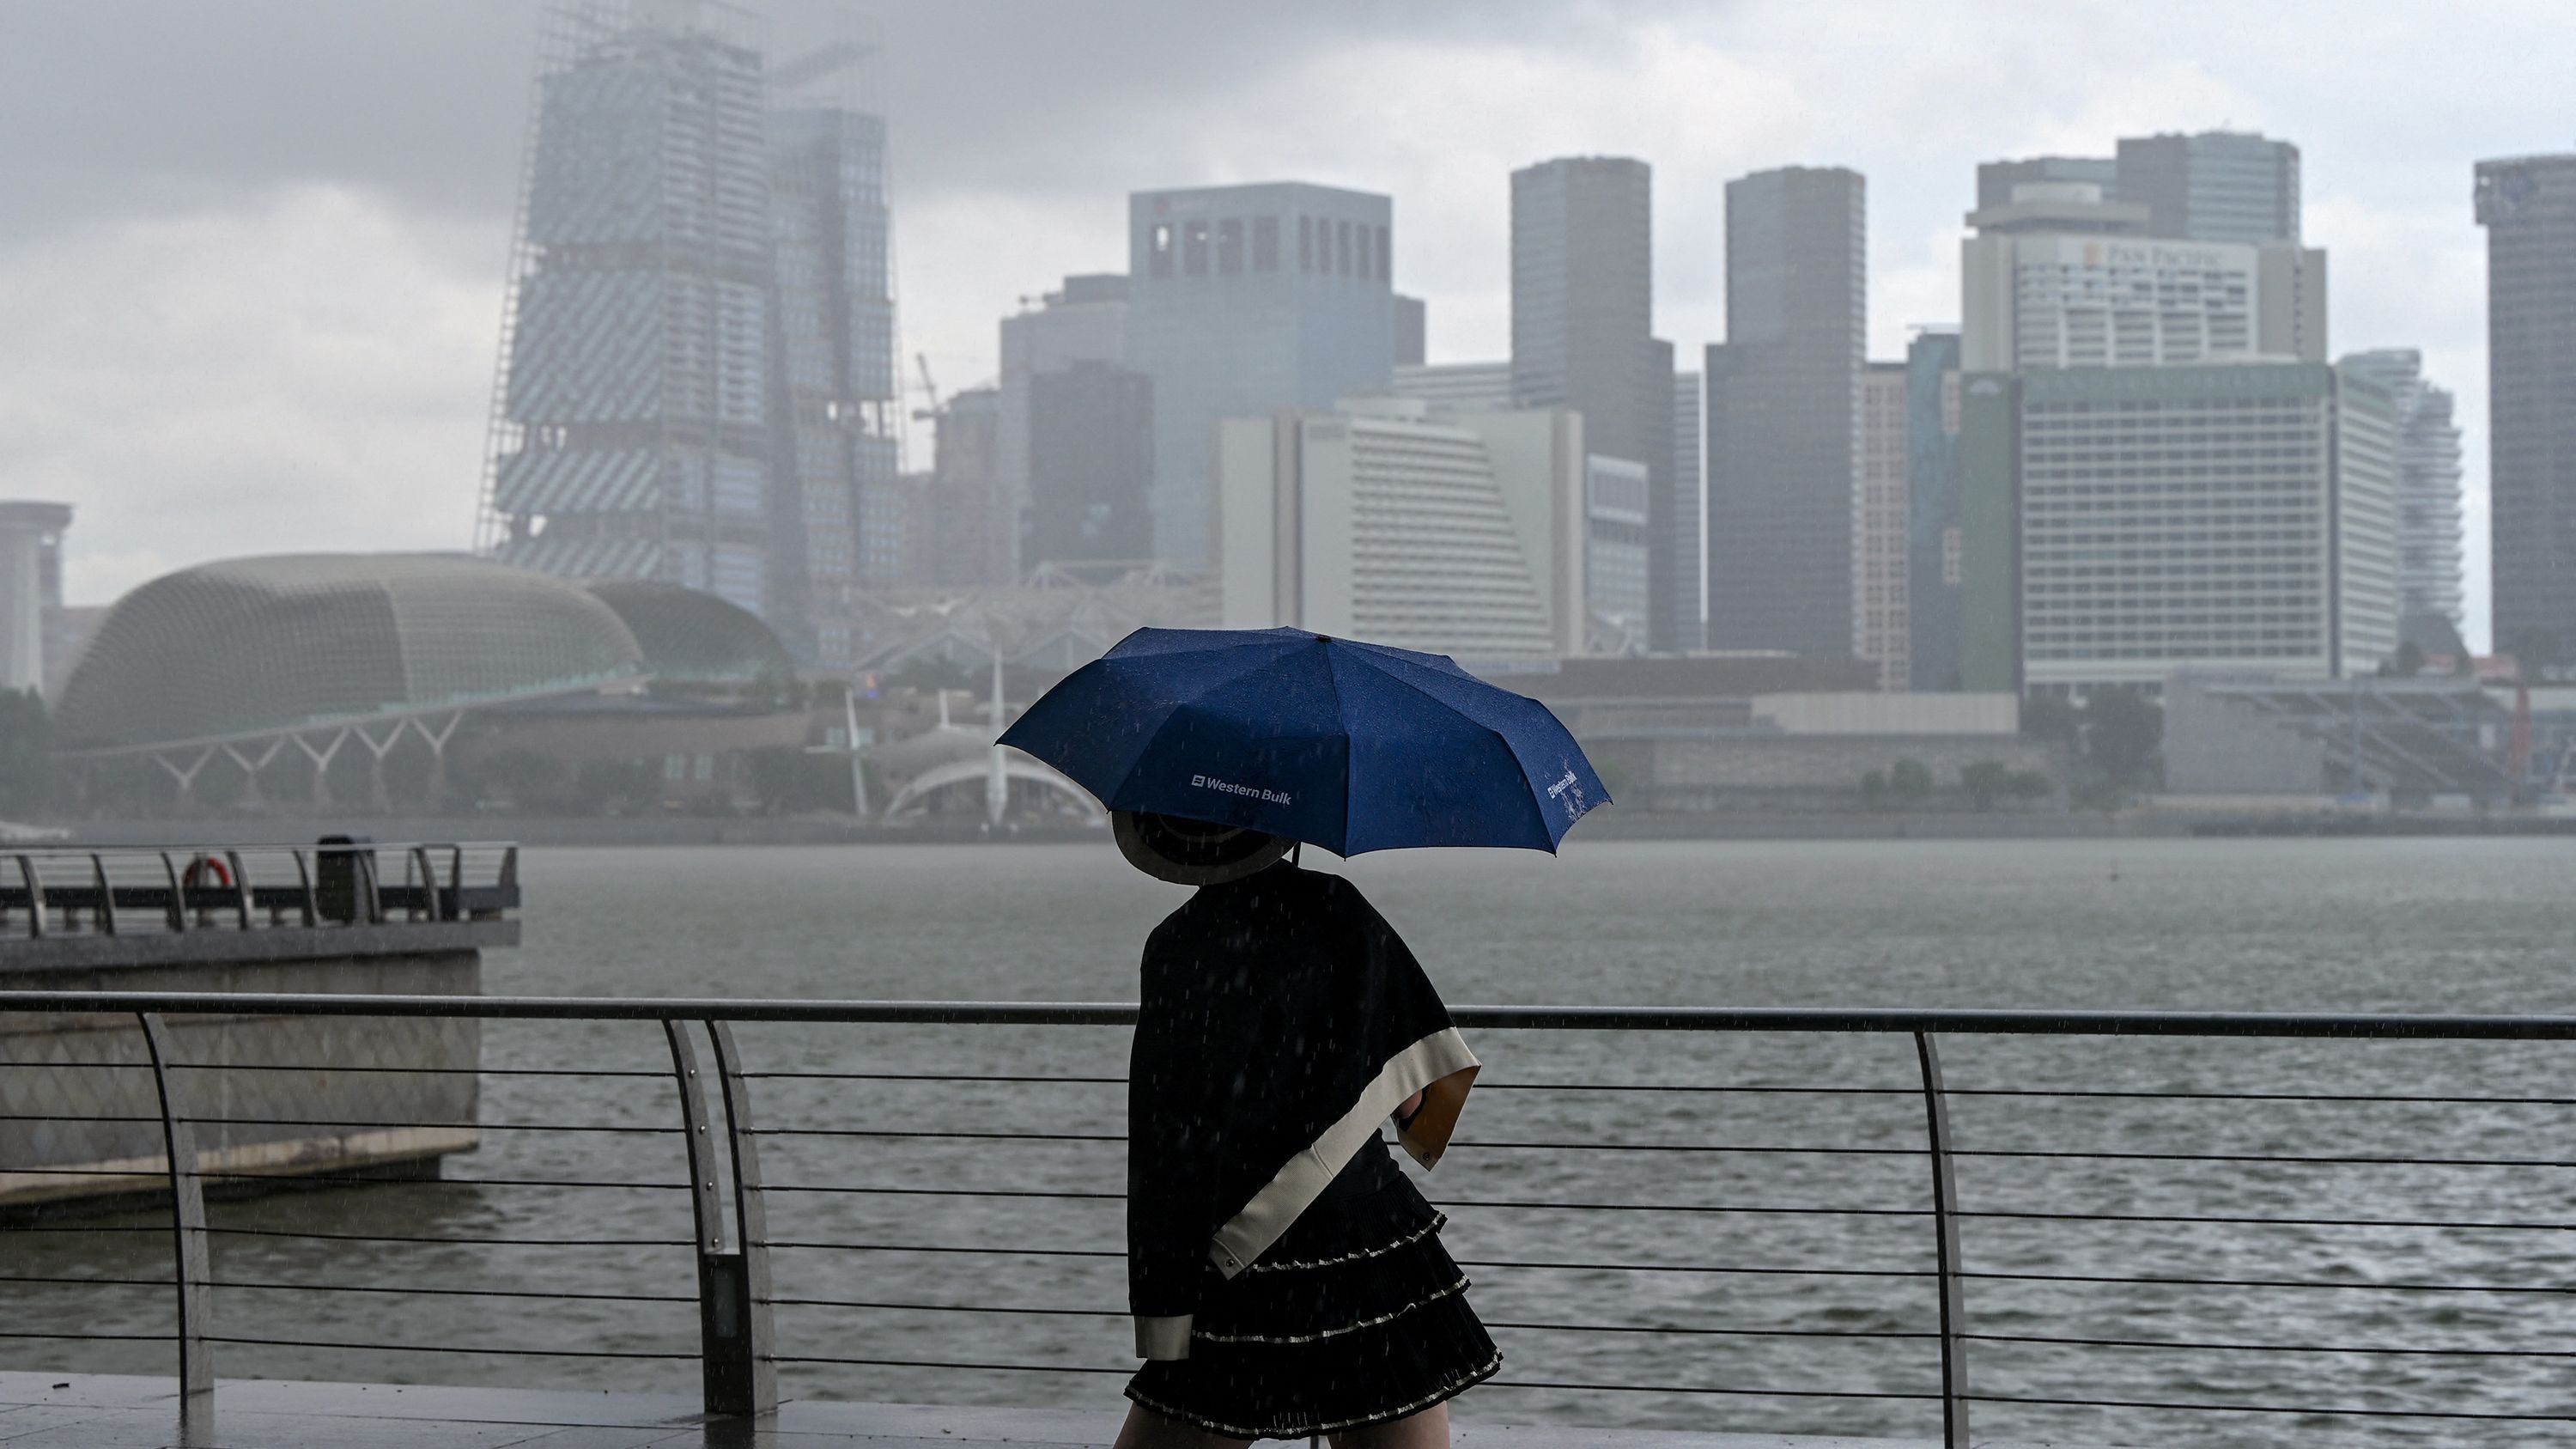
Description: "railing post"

(708, 1020), (777, 1416)
(137, 1012), (213, 1423)
(666, 1020), (775, 1417)
(157, 852), (187, 932)
(1913, 1032), (1970, 1448)
(222, 850), (253, 931)
(17, 855), (44, 940)
(90, 852), (116, 936)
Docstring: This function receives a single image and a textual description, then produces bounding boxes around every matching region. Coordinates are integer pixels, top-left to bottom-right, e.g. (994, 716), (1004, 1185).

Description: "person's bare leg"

(1329, 1403), (1449, 1449)
(1112, 1402), (1252, 1449)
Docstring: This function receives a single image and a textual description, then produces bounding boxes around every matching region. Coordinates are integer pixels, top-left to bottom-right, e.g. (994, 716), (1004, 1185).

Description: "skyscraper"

(1510, 157), (1680, 648)
(2116, 131), (2302, 246)
(1854, 362), (1910, 690)
(1960, 181), (2325, 373)
(767, 104), (897, 662)
(2476, 154), (2576, 670)
(1025, 362), (1154, 568)
(480, 3), (897, 666)
(1904, 332), (1965, 691)
(1667, 365), (1704, 653)
(1125, 182), (1396, 567)
(1705, 166), (1866, 661)
(2339, 350), (2465, 631)
(1959, 362), (2398, 694)
(999, 274), (1129, 577)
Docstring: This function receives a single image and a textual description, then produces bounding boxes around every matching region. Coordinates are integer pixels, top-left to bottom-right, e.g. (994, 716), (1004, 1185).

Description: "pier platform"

(0, 1374), (2110, 1449)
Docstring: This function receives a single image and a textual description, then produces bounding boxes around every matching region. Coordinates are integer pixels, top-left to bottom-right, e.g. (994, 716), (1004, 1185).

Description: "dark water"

(9, 838), (2575, 1445)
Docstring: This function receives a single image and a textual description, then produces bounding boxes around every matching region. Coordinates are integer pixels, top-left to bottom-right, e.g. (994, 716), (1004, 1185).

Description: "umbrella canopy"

(997, 627), (1608, 855)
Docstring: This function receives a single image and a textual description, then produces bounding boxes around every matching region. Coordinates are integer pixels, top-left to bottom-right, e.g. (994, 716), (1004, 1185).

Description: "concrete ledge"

(0, 920), (518, 973)
(0, 1373), (2123, 1448)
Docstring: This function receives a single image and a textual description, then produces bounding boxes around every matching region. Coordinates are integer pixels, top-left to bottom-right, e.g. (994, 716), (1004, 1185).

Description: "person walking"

(1109, 811), (1493, 1446)
(993, 628), (1610, 1446)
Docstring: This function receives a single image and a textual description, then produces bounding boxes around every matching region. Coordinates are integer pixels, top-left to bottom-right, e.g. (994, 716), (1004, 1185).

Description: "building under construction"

(477, 1), (898, 670)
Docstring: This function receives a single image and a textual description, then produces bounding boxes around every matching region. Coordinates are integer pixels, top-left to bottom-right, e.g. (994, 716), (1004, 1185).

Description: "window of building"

(1298, 216), (1313, 271)
(1182, 220), (1210, 277)
(1356, 223), (1370, 280)
(1253, 216), (1279, 271)
(1148, 222), (1174, 279)
(1336, 220), (1353, 275)
(1218, 218), (1243, 275)
(1376, 224), (1391, 281)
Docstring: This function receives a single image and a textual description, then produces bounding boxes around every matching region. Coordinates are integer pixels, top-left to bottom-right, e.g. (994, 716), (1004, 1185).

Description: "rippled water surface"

(9, 837), (2575, 1446)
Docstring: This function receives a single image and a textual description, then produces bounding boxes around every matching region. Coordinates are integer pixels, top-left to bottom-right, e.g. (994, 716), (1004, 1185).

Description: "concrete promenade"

(0, 1375), (2117, 1449)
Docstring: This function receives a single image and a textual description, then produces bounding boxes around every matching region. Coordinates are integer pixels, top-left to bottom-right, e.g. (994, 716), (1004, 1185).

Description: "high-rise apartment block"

(1854, 362), (1910, 690)
(1904, 332), (1965, 691)
(2116, 131), (2302, 246)
(481, 4), (897, 667)
(927, 387), (1003, 589)
(1216, 399), (1582, 660)
(2476, 153), (2576, 670)
(2339, 350), (2465, 631)
(1706, 166), (1867, 661)
(1126, 183), (1396, 568)
(1586, 454), (1652, 653)
(1510, 157), (1685, 650)
(1960, 362), (2398, 695)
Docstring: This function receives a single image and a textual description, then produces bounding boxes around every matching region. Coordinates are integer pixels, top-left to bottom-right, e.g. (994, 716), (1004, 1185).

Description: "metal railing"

(4, 992), (2576, 1447)
(0, 843), (519, 937)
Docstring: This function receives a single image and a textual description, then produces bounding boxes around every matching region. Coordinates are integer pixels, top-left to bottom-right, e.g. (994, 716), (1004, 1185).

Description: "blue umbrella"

(996, 627), (1607, 855)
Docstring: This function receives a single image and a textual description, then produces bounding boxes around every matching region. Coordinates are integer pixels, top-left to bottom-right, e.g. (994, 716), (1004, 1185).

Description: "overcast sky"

(4, 0), (2561, 648)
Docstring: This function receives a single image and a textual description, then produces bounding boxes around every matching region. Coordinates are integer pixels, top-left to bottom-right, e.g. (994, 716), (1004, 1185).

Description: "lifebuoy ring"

(180, 854), (234, 891)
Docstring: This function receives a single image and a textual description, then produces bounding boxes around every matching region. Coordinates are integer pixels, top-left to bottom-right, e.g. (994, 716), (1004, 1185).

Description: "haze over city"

(3, 0), (2552, 652)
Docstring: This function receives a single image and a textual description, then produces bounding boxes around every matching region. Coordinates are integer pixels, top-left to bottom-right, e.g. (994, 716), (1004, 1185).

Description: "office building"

(927, 387), (1004, 588)
(1668, 368), (1704, 653)
(1855, 362), (1910, 690)
(1393, 361), (1516, 412)
(2339, 350), (2465, 632)
(1959, 362), (2399, 696)
(0, 502), (69, 697)
(1395, 295), (1427, 367)
(1904, 332), (1965, 691)
(1126, 182), (1396, 567)
(1706, 166), (1868, 661)
(2476, 153), (2576, 670)
(1977, 155), (2119, 211)
(1025, 362), (1154, 567)
(1961, 182), (2326, 373)
(767, 105), (898, 663)
(1217, 399), (1582, 659)
(480, 5), (897, 666)
(1588, 454), (1652, 653)
(2116, 131), (2301, 246)
(1511, 157), (1677, 648)
(999, 274), (1129, 576)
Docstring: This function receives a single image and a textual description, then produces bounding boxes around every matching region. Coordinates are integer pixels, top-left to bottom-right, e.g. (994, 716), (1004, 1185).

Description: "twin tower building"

(476, 3), (2471, 695)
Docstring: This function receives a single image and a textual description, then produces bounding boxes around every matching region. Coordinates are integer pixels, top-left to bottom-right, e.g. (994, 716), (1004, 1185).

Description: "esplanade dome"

(56, 553), (647, 751)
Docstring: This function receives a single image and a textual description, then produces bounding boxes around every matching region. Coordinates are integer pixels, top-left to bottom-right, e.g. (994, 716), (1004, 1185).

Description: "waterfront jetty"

(0, 841), (516, 1210)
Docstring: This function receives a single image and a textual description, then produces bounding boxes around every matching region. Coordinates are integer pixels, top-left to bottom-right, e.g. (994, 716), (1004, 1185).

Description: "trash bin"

(315, 834), (376, 924)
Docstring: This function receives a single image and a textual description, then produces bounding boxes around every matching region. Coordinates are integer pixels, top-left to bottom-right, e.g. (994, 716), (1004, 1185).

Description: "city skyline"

(1, 0), (2542, 654)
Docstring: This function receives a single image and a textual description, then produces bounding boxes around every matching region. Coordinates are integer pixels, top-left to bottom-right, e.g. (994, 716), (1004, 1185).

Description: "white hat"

(1112, 810), (1293, 886)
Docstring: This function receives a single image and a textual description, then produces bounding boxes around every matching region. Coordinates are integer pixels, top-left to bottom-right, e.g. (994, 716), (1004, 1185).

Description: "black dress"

(1123, 861), (1498, 1441)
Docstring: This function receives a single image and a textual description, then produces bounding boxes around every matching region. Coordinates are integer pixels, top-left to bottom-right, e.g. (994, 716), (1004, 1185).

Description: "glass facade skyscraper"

(481, 3), (898, 667)
(2114, 131), (2302, 246)
(1125, 182), (1395, 568)
(2338, 349), (2465, 631)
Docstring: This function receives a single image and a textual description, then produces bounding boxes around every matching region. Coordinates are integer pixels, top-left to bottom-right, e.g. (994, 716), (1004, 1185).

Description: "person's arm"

(1127, 953), (1218, 1360)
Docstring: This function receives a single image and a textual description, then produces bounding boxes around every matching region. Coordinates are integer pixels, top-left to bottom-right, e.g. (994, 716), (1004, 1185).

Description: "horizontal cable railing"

(0, 843), (519, 938)
(3, 991), (2574, 1447)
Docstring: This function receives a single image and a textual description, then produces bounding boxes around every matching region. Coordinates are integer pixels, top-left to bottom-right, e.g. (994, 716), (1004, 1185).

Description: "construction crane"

(912, 353), (940, 423)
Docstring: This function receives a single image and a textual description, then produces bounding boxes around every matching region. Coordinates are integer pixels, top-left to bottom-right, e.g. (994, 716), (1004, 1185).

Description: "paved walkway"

(0, 1373), (2107, 1448)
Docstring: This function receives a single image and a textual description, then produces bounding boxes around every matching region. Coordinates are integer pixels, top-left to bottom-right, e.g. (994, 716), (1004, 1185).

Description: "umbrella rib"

(1339, 652), (1554, 852)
